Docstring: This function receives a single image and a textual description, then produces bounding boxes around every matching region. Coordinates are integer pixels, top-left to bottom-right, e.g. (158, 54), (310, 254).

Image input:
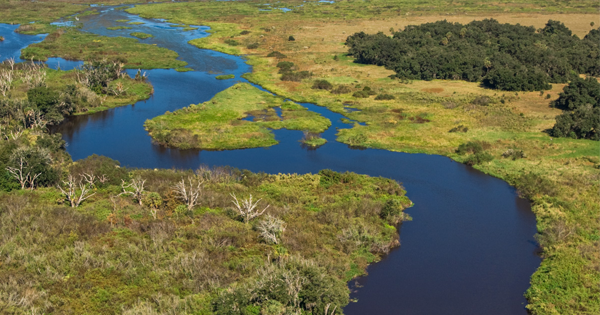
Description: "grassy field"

(127, 1), (599, 314)
(145, 83), (331, 150)
(0, 164), (411, 313)
(21, 28), (187, 69)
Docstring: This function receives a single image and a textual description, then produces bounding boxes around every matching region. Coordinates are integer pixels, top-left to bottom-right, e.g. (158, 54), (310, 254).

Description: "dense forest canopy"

(551, 77), (600, 140)
(346, 19), (600, 91)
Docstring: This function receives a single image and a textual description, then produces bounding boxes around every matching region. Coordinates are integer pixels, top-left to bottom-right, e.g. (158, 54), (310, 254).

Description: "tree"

(230, 193), (269, 224)
(119, 177), (146, 205)
(257, 215), (285, 244)
(57, 174), (96, 208)
(173, 176), (204, 211)
(551, 77), (600, 140)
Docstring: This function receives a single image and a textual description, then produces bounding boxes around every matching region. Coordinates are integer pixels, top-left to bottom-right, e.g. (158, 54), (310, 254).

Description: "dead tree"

(6, 157), (29, 189)
(230, 193), (270, 224)
(57, 174), (96, 208)
(173, 176), (204, 211)
(257, 215), (285, 244)
(119, 177), (146, 206)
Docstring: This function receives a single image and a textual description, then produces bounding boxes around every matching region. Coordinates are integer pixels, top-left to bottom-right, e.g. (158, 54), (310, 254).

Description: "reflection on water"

(0, 6), (540, 315)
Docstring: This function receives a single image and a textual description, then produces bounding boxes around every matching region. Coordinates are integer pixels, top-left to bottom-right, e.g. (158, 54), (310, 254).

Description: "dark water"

(0, 7), (541, 314)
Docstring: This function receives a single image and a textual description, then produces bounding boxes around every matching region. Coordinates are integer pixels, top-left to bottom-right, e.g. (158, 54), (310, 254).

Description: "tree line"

(346, 19), (599, 91)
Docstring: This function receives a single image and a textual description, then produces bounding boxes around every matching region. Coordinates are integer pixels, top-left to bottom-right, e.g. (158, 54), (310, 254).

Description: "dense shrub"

(331, 85), (352, 94)
(281, 71), (312, 82)
(375, 94), (395, 100)
(551, 77), (600, 140)
(239, 30), (251, 35)
(246, 42), (259, 49)
(456, 141), (494, 165)
(470, 95), (492, 106)
(449, 125), (468, 133)
(276, 61), (294, 73)
(288, 35), (295, 41)
(312, 79), (333, 90)
(267, 51), (287, 59)
(224, 39), (239, 46)
(464, 152), (494, 165)
(346, 19), (600, 91)
(456, 141), (483, 154)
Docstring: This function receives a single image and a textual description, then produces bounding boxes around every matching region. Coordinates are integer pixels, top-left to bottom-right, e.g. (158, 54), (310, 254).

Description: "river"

(0, 6), (540, 314)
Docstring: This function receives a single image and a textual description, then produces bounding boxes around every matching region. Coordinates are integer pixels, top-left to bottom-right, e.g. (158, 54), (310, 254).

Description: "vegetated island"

(144, 83), (331, 150)
(125, 2), (600, 313)
(130, 32), (153, 39)
(21, 28), (186, 69)
(215, 74), (234, 80)
(0, 59), (153, 120)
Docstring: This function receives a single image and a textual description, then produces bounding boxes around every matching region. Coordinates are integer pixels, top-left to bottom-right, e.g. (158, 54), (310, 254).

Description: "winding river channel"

(0, 6), (541, 314)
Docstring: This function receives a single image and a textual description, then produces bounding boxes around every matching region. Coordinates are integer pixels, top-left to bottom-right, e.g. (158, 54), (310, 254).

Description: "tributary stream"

(0, 6), (540, 314)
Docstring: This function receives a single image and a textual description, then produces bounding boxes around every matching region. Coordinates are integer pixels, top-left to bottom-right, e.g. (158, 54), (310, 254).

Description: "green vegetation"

(21, 29), (186, 69)
(128, 21), (144, 25)
(346, 20), (599, 91)
(145, 83), (330, 150)
(301, 132), (327, 147)
(107, 26), (132, 30)
(0, 60), (153, 119)
(551, 77), (599, 140)
(130, 32), (153, 39)
(15, 22), (57, 35)
(215, 74), (234, 80)
(0, 160), (411, 314)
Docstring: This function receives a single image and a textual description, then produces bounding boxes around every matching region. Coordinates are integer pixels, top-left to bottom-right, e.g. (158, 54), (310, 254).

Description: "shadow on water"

(0, 7), (541, 314)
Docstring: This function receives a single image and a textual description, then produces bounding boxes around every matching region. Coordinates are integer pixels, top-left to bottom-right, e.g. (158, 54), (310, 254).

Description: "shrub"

(288, 35), (295, 41)
(502, 149), (526, 160)
(239, 30), (251, 35)
(551, 77), (600, 140)
(449, 125), (468, 133)
(456, 141), (484, 155)
(464, 152), (494, 165)
(224, 39), (239, 46)
(246, 43), (259, 49)
(331, 85), (352, 94)
(267, 51), (286, 59)
(276, 61), (294, 72)
(312, 80), (333, 90)
(375, 94), (395, 100)
(280, 71), (311, 82)
(514, 172), (558, 198)
(380, 199), (403, 224)
(471, 95), (492, 106)
(353, 90), (370, 98)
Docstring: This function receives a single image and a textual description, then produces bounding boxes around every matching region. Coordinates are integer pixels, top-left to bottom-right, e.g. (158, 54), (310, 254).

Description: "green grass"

(0, 166), (411, 314)
(130, 32), (153, 39)
(107, 26), (132, 30)
(15, 23), (57, 35)
(128, 21), (144, 25)
(20, 29), (186, 69)
(215, 74), (234, 80)
(144, 83), (330, 150)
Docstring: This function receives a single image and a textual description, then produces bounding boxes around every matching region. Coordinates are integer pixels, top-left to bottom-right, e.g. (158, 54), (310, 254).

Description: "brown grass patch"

(422, 88), (444, 93)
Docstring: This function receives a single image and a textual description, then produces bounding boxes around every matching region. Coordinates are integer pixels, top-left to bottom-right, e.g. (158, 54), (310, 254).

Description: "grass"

(20, 28), (186, 69)
(127, 1), (600, 313)
(107, 26), (132, 30)
(215, 74), (234, 80)
(130, 32), (153, 39)
(15, 22), (57, 35)
(0, 165), (412, 313)
(144, 83), (331, 150)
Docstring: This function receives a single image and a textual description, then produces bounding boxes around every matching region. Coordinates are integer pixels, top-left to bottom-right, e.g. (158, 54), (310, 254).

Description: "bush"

(471, 95), (492, 106)
(502, 149), (526, 160)
(353, 90), (370, 98)
(380, 199), (403, 224)
(276, 61), (294, 73)
(267, 51), (286, 59)
(281, 71), (311, 82)
(288, 35), (295, 41)
(224, 39), (239, 46)
(514, 172), (558, 198)
(246, 43), (259, 49)
(331, 85), (352, 94)
(312, 80), (333, 90)
(456, 141), (484, 155)
(464, 152), (494, 165)
(239, 30), (251, 35)
(449, 125), (468, 133)
(375, 94), (395, 100)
